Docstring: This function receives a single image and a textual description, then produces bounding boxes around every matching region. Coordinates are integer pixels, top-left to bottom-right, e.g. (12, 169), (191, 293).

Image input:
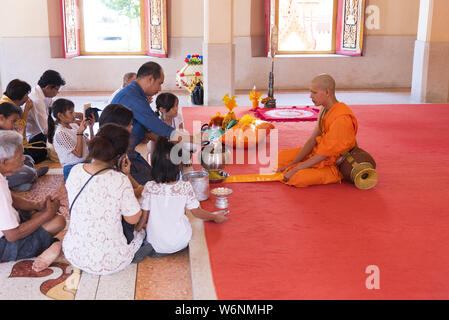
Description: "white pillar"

(203, 0), (235, 105)
(412, 0), (449, 103)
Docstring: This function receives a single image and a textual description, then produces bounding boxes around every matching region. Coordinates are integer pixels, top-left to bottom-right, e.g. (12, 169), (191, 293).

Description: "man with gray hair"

(107, 72), (137, 104)
(0, 130), (65, 272)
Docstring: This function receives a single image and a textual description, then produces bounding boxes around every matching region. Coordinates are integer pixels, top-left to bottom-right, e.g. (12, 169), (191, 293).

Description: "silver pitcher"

(199, 140), (232, 171)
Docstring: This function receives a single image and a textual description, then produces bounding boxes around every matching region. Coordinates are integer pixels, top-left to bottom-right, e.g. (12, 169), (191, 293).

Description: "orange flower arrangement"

(249, 87), (263, 109)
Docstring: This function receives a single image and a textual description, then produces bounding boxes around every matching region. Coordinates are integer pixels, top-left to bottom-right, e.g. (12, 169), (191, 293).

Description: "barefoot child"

(134, 136), (227, 261)
(47, 98), (94, 180)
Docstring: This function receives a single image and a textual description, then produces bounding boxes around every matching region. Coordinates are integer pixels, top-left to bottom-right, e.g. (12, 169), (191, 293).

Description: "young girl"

(0, 102), (47, 191)
(47, 98), (93, 180)
(155, 92), (184, 130)
(135, 136), (227, 260)
(147, 92), (184, 163)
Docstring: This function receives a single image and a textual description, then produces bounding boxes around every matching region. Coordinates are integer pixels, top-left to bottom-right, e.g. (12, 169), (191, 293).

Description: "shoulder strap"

(69, 167), (113, 214)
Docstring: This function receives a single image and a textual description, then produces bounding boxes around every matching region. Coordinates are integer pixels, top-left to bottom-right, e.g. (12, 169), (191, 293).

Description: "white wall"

(0, 0), (421, 94)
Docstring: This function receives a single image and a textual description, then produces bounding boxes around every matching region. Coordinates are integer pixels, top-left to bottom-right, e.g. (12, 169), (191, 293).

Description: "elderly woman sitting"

(0, 130), (65, 272)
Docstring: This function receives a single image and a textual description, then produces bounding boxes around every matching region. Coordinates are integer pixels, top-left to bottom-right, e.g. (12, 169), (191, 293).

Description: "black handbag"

(191, 81), (204, 105)
(69, 167), (135, 244)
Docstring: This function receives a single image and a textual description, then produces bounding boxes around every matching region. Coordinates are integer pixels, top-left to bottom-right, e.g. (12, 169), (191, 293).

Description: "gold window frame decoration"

(273, 0), (338, 55)
(144, 0), (168, 57)
(266, 0), (365, 56)
(78, 0), (147, 56)
(61, 0), (80, 58)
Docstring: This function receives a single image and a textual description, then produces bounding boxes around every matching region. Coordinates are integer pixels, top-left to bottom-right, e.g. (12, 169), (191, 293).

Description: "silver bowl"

(211, 187), (233, 209)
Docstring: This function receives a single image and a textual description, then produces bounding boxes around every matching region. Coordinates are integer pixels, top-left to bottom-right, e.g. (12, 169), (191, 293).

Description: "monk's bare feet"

(32, 241), (62, 272)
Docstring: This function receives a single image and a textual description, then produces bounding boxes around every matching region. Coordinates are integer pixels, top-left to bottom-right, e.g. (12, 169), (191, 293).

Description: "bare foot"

(32, 241), (62, 272)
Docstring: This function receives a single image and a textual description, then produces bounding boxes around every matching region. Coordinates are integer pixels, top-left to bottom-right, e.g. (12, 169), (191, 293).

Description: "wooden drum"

(338, 147), (378, 190)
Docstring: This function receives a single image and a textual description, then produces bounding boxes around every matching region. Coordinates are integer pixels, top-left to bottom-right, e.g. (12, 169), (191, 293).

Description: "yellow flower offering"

(249, 86), (263, 109)
(222, 94), (238, 130)
(222, 93), (237, 111)
(239, 114), (257, 124)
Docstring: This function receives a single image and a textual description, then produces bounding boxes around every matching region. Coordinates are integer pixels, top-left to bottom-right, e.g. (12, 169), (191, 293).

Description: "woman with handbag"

(62, 124), (145, 275)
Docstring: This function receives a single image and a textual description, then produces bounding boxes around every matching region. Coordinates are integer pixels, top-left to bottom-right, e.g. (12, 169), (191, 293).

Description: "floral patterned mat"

(1, 174), (78, 300)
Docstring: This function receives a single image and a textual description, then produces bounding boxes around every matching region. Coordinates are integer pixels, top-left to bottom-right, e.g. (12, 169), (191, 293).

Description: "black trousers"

(24, 133), (48, 164)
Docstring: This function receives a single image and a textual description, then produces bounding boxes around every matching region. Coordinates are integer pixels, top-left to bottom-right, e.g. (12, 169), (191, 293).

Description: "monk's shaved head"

(312, 74), (336, 93)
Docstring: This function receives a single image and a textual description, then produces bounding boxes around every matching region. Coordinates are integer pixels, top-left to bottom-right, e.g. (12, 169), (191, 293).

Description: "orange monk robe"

(278, 102), (358, 187)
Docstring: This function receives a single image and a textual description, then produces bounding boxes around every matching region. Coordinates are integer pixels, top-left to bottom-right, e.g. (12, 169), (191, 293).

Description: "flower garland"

(176, 54), (203, 91)
(184, 54), (203, 65)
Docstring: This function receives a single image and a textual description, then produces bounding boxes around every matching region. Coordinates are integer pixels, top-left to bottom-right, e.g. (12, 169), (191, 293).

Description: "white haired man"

(0, 130), (65, 272)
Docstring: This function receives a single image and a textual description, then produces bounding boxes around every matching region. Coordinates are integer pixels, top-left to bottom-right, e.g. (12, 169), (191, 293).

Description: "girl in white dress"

(47, 98), (93, 180)
(135, 137), (227, 259)
(63, 124), (145, 275)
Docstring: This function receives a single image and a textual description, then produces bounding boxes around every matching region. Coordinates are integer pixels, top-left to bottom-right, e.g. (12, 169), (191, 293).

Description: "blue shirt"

(111, 81), (175, 158)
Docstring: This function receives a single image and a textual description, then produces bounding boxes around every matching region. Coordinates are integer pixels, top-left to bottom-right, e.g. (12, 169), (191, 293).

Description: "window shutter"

(336, 0), (366, 56)
(144, 0), (168, 58)
(61, 0), (80, 58)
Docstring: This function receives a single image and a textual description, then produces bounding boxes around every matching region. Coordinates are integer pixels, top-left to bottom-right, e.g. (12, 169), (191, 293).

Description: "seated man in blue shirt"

(111, 61), (201, 184)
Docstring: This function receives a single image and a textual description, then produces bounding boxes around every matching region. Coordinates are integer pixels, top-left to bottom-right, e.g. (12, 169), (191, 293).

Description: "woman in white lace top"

(63, 124), (145, 275)
(47, 98), (94, 180)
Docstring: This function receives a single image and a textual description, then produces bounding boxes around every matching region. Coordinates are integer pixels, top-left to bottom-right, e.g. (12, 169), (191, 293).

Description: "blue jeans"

(63, 164), (77, 181)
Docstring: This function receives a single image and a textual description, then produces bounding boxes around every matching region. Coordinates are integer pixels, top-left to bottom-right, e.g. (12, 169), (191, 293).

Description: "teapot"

(199, 139), (231, 172)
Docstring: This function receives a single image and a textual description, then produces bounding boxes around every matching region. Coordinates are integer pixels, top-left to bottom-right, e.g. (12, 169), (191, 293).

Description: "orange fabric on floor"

(278, 146), (342, 187)
(278, 102), (358, 187)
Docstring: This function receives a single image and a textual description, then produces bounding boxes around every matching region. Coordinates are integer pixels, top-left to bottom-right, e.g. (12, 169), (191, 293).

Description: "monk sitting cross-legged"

(277, 74), (358, 187)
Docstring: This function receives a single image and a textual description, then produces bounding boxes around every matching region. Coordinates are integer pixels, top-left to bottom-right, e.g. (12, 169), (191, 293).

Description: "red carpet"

(183, 104), (449, 299)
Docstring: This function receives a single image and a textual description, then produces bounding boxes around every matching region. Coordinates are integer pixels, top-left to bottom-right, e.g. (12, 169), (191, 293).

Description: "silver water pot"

(199, 140), (232, 171)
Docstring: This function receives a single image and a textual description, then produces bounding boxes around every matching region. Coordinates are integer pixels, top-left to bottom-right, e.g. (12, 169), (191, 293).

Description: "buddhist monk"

(277, 74), (358, 187)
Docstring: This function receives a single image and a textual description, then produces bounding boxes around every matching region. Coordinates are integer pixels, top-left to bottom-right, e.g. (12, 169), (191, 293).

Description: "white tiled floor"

(0, 259), (137, 300)
(0, 261), (54, 300)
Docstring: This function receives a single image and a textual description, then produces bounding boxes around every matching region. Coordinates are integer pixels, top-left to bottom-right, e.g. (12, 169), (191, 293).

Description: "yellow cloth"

(1, 94), (28, 144)
(0, 94), (15, 106)
(223, 173), (283, 183)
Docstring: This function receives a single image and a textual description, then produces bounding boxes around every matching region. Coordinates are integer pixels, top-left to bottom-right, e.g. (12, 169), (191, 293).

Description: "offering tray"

(211, 187), (233, 209)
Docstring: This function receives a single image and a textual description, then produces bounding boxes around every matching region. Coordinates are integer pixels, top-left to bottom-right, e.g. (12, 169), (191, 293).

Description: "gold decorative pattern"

(62, 0), (79, 57)
(147, 0), (167, 57)
(341, 0), (364, 51)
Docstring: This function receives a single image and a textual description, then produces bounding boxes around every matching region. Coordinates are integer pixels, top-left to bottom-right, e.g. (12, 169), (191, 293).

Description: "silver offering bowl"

(211, 187), (233, 209)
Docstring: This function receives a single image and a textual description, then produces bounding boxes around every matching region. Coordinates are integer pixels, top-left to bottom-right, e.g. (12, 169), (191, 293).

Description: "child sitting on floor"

(134, 136), (227, 261)
(0, 102), (48, 191)
(47, 98), (94, 180)
(147, 92), (185, 163)
(155, 92), (184, 130)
